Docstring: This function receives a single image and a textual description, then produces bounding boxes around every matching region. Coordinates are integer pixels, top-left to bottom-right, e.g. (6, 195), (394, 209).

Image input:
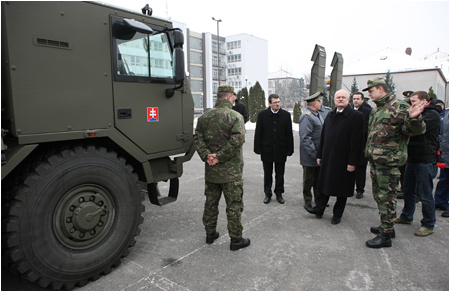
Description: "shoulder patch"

(305, 110), (311, 115)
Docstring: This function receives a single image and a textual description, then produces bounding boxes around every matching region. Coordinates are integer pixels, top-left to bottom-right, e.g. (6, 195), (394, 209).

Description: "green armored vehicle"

(1, 1), (194, 289)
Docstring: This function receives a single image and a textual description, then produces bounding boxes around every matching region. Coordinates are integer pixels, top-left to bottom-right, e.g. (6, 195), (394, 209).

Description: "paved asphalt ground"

(2, 130), (449, 290)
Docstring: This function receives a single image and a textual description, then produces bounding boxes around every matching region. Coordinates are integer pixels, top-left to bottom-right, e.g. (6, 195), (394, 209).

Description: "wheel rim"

(53, 184), (116, 250)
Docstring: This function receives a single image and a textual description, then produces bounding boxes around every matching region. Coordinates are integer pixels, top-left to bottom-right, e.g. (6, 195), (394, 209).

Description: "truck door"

(111, 16), (185, 155)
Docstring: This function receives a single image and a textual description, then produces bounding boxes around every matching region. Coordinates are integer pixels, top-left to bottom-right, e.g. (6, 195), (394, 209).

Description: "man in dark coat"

(304, 89), (364, 224)
(254, 93), (294, 204)
(352, 92), (372, 199)
(232, 96), (249, 123)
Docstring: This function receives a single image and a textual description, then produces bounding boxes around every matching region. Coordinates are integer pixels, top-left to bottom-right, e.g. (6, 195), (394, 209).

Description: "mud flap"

(147, 178), (179, 206)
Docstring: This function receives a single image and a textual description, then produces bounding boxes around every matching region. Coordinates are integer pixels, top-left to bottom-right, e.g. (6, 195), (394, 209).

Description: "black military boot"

(263, 195), (271, 204)
(370, 226), (396, 238)
(366, 233), (392, 248)
(206, 231), (219, 244)
(230, 237), (251, 251)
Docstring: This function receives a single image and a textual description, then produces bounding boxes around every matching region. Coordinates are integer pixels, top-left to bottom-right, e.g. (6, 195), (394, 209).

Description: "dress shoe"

(304, 204), (322, 219)
(396, 191), (404, 200)
(356, 192), (364, 199)
(206, 231), (219, 244)
(370, 226), (396, 238)
(442, 210), (449, 217)
(366, 233), (392, 248)
(230, 237), (251, 251)
(263, 195), (271, 204)
(331, 217), (341, 224)
(276, 195), (285, 204)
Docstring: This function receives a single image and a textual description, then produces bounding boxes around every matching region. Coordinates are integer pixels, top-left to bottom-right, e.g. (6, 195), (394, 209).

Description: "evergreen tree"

(385, 70), (397, 97)
(428, 86), (437, 101)
(293, 101), (302, 124)
(350, 77), (359, 97)
(248, 81), (266, 123)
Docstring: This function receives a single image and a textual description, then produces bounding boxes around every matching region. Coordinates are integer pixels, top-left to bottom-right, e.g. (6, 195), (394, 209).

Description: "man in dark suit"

(353, 92), (372, 199)
(254, 94), (294, 204)
(304, 89), (364, 224)
(232, 93), (249, 123)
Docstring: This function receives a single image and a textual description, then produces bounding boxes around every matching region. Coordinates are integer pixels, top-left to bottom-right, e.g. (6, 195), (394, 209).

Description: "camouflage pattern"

(203, 180), (243, 238)
(365, 94), (426, 167)
(369, 162), (399, 234)
(194, 97), (245, 239)
(362, 77), (386, 91)
(366, 93), (426, 236)
(194, 98), (245, 183)
(217, 84), (235, 94)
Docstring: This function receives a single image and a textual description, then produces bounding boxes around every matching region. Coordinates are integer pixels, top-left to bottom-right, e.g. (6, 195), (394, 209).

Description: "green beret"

(217, 85), (235, 94)
(403, 90), (414, 97)
(304, 91), (323, 102)
(362, 77), (386, 91)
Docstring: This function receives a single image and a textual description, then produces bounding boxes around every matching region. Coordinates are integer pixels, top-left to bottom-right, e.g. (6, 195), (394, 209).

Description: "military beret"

(304, 91), (323, 102)
(217, 84), (235, 94)
(403, 90), (414, 97)
(362, 77), (386, 91)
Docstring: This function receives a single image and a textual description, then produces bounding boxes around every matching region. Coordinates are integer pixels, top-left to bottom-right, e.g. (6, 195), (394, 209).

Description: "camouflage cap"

(217, 84), (235, 94)
(403, 90), (414, 98)
(362, 77), (386, 91)
(304, 91), (323, 102)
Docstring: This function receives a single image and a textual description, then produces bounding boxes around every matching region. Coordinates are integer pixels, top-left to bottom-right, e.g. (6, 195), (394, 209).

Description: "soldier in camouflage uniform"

(363, 77), (426, 248)
(193, 84), (251, 251)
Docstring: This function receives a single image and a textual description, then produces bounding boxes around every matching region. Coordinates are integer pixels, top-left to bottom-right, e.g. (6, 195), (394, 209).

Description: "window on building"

(227, 40), (241, 50)
(189, 65), (203, 78)
(227, 67), (242, 76)
(190, 51), (202, 64)
(190, 36), (202, 50)
(190, 80), (203, 92)
(228, 54), (241, 63)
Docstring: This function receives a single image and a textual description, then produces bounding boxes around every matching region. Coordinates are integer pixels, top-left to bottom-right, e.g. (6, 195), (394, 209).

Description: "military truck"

(1, 1), (194, 289)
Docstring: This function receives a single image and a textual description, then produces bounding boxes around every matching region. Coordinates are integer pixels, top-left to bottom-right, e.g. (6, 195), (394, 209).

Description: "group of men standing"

(193, 78), (446, 251)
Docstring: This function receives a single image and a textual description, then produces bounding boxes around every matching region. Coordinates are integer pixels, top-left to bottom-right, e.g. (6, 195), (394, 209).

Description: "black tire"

(4, 145), (144, 289)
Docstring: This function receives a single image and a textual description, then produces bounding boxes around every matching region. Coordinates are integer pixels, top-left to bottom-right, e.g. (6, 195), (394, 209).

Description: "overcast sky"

(102, 0), (449, 78)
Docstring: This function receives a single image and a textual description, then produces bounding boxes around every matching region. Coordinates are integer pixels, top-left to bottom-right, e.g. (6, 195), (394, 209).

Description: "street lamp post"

(212, 17), (222, 86)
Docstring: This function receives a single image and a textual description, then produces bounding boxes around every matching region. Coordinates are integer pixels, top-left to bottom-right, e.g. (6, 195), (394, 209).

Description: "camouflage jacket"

(365, 94), (426, 167)
(194, 98), (245, 183)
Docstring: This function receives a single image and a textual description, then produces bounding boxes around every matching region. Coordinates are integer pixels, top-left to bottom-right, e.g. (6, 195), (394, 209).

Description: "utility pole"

(212, 17), (222, 86)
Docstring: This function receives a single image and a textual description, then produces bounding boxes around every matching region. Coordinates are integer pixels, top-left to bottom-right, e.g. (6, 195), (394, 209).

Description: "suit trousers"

(355, 163), (367, 193)
(315, 193), (348, 219)
(262, 161), (285, 197)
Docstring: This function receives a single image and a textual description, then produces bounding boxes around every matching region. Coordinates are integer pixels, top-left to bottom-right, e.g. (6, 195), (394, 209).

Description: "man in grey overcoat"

(299, 92), (324, 208)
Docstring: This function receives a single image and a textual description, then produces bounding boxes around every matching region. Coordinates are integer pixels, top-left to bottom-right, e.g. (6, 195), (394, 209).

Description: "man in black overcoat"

(352, 92), (372, 199)
(304, 89), (364, 224)
(254, 94), (294, 204)
(232, 96), (249, 123)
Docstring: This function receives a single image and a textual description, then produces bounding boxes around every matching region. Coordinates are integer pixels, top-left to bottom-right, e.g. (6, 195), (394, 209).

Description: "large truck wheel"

(4, 145), (144, 289)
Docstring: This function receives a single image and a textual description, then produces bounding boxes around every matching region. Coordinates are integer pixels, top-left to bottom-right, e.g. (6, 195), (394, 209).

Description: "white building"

(226, 34), (268, 103)
(343, 47), (449, 105)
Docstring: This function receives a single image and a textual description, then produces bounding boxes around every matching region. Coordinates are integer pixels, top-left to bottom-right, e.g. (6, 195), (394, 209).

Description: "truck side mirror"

(173, 48), (184, 83)
(165, 48), (185, 98)
(173, 30), (184, 48)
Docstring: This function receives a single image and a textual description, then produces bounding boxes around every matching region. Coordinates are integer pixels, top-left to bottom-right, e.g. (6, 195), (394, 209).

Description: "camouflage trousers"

(203, 180), (243, 239)
(369, 162), (400, 234)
